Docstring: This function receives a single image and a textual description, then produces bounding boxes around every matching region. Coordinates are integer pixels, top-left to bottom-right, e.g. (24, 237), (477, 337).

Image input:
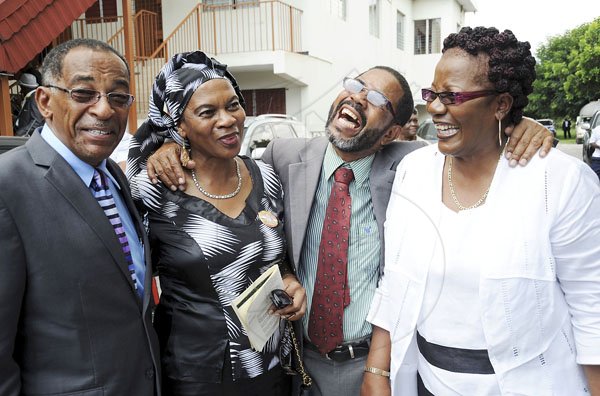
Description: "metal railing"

(67, 10), (160, 59)
(134, 1), (302, 117)
(56, 1), (302, 118)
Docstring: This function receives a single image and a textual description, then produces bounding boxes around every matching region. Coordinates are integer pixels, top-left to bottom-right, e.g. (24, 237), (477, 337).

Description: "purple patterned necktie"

(91, 169), (142, 298)
(308, 166), (354, 355)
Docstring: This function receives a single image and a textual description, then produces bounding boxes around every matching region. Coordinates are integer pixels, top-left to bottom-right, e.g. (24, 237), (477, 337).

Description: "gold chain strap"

(287, 321), (313, 388)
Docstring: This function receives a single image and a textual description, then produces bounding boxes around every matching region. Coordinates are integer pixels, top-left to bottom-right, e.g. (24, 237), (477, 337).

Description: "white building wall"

(158, 0), (474, 133)
(162, 0), (197, 39)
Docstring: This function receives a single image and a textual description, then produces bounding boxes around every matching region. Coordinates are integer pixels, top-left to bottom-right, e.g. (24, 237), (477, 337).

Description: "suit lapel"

(370, 147), (398, 226)
(370, 147), (400, 274)
(28, 134), (139, 299)
(288, 139), (327, 266)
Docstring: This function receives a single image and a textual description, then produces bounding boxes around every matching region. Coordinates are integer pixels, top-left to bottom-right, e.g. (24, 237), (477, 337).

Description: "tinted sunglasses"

(46, 84), (135, 108)
(421, 88), (497, 105)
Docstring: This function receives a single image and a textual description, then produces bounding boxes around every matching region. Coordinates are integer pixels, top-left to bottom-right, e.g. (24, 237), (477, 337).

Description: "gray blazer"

(262, 136), (426, 277)
(0, 131), (160, 396)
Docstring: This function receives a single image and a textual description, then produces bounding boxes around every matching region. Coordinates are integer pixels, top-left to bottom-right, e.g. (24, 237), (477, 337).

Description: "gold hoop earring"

(498, 118), (503, 147)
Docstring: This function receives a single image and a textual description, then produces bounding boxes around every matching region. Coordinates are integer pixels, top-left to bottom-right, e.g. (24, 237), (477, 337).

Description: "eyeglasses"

(343, 77), (396, 118)
(421, 88), (497, 106)
(45, 85), (135, 109)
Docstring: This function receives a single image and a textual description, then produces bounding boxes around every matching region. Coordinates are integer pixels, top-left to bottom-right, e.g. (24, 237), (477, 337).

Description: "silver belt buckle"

(348, 344), (355, 359)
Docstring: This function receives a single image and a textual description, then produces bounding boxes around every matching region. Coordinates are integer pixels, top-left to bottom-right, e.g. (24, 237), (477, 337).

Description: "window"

(369, 0), (379, 38)
(331, 0), (347, 20)
(396, 11), (405, 50)
(240, 88), (286, 116)
(86, 0), (118, 22)
(414, 18), (441, 55)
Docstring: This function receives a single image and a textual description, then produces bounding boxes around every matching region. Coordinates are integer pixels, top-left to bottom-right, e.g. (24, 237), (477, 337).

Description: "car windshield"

(417, 121), (437, 142)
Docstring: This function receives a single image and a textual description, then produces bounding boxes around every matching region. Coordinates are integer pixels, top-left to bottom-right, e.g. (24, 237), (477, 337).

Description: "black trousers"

(164, 364), (291, 396)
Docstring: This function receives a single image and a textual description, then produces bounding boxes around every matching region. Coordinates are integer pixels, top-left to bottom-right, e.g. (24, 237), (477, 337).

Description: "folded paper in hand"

(232, 265), (284, 352)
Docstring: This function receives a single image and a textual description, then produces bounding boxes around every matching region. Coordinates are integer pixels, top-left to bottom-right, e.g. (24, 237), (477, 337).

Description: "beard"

(325, 100), (391, 153)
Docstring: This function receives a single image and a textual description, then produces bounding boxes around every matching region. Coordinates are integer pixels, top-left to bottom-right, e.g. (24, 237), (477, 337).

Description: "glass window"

(249, 125), (274, 150)
(396, 11), (405, 50)
(85, 0), (117, 22)
(414, 18), (441, 55)
(414, 20), (426, 55)
(430, 18), (441, 53)
(369, 0), (379, 38)
(331, 0), (346, 20)
(271, 123), (296, 139)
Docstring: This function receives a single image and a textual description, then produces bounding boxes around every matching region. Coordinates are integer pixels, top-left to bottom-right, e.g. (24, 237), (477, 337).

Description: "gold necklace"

(447, 156), (492, 211)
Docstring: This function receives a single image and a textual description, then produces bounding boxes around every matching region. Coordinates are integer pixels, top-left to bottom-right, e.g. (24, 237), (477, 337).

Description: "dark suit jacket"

(0, 131), (160, 396)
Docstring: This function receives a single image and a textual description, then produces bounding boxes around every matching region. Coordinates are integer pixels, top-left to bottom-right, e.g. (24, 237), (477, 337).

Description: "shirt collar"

(40, 124), (119, 189)
(323, 143), (375, 187)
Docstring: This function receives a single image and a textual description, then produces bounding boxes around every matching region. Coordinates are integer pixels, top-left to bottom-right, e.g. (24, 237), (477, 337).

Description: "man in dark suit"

(0, 39), (160, 395)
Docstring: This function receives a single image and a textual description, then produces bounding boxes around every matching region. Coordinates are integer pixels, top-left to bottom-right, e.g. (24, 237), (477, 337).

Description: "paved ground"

(557, 142), (582, 161)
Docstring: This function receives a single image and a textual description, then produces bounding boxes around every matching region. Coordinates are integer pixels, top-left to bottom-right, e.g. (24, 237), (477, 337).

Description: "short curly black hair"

(443, 26), (536, 125)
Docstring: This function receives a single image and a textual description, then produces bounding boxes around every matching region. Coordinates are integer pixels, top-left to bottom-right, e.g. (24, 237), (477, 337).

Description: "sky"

(464, 0), (600, 55)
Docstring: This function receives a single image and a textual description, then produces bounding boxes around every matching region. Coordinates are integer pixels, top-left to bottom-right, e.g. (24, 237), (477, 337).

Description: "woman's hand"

(274, 274), (306, 321)
(504, 117), (555, 166)
(361, 326), (392, 396)
(147, 142), (193, 191)
(361, 375), (391, 396)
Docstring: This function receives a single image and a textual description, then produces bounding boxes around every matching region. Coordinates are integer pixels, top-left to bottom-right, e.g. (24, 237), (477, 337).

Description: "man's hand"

(504, 117), (555, 167)
(273, 275), (306, 321)
(147, 142), (193, 191)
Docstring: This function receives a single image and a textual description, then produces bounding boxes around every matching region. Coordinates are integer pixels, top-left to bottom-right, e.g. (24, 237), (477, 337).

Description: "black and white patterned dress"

(130, 156), (288, 385)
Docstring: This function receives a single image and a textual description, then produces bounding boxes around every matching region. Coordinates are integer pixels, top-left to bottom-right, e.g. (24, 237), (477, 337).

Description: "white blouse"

(368, 144), (600, 395)
(417, 205), (501, 395)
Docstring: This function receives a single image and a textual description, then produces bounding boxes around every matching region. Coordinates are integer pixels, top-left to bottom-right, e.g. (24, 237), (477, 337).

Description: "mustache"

(82, 121), (117, 130)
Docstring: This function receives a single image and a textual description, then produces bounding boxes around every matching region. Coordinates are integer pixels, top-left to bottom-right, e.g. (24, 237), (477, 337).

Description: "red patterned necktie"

(308, 166), (354, 355)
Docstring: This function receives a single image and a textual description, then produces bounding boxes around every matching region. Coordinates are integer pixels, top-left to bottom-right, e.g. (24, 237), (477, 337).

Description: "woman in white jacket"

(361, 26), (600, 396)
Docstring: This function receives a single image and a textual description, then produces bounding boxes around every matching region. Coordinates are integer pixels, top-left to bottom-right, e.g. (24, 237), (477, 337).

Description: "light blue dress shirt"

(40, 125), (145, 297)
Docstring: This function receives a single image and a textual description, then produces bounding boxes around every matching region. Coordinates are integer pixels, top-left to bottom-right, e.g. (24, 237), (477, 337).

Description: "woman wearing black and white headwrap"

(128, 51), (306, 396)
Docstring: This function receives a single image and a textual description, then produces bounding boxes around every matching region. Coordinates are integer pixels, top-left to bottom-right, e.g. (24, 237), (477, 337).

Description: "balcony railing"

(56, 1), (302, 118)
(201, 1), (303, 55)
(135, 1), (302, 116)
(65, 10), (160, 59)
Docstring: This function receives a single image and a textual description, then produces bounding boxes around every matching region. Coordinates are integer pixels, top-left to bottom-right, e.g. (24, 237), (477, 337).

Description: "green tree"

(525, 17), (600, 120)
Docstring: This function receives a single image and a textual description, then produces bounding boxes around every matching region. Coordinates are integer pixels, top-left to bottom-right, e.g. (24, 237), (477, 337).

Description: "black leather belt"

(305, 338), (371, 362)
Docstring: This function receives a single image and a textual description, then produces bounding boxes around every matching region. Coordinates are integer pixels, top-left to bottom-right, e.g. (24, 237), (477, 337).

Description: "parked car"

(578, 100), (600, 145)
(0, 136), (29, 155)
(535, 119), (556, 137)
(416, 119), (438, 143)
(582, 110), (600, 165)
(240, 114), (309, 160)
